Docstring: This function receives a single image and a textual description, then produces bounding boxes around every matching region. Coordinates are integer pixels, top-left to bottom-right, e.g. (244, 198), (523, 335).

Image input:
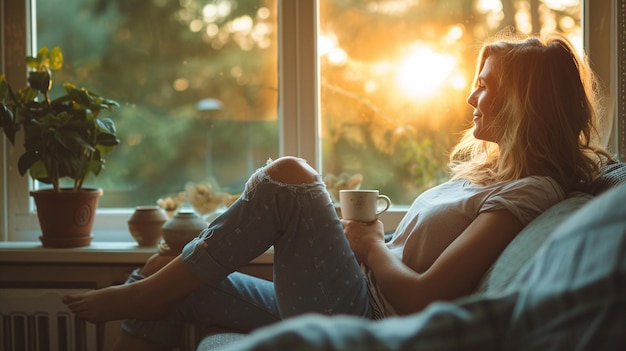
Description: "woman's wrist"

(364, 240), (388, 266)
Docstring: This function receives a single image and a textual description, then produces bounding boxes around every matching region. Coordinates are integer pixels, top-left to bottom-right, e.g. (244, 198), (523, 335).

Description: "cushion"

(197, 332), (246, 350)
(476, 192), (592, 295)
(590, 162), (626, 194)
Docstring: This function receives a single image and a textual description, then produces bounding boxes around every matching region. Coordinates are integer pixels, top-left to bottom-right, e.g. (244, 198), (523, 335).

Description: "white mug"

(339, 190), (391, 222)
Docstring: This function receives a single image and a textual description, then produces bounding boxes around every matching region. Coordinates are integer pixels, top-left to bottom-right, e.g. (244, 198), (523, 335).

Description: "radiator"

(0, 288), (97, 351)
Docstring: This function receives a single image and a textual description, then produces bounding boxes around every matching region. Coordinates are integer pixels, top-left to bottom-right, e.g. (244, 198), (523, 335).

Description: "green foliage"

(0, 46), (120, 192)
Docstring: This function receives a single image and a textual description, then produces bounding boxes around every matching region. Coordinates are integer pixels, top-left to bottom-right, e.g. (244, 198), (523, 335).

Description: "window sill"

(0, 241), (274, 265)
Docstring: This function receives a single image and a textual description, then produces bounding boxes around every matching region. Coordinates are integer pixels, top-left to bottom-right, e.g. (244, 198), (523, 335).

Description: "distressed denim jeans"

(123, 162), (373, 346)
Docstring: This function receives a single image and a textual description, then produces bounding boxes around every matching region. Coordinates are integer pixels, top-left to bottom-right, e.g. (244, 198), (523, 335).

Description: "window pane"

(36, 0), (278, 208)
(319, 0), (582, 205)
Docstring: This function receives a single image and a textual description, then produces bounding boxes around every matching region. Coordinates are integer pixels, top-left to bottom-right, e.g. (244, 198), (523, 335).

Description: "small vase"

(128, 206), (168, 246)
(161, 210), (208, 253)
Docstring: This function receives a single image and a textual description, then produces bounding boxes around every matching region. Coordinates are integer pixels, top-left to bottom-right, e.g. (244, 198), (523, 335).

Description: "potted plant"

(0, 46), (120, 248)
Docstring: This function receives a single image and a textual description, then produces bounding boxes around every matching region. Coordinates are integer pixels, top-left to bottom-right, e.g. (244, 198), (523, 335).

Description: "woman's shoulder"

(508, 175), (562, 188)
(447, 176), (563, 195)
(499, 176), (565, 200)
(428, 176), (565, 203)
(509, 176), (565, 195)
(482, 176), (566, 225)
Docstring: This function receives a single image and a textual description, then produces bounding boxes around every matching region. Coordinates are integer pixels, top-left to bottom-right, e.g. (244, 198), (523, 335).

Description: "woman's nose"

(466, 90), (477, 107)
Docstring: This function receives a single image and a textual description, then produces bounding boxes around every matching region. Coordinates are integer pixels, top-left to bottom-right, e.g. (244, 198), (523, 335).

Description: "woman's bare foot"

(62, 283), (166, 323)
(63, 255), (203, 323)
(62, 253), (174, 323)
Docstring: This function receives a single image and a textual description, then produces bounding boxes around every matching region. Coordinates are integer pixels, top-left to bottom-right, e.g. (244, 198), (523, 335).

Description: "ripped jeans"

(122, 162), (373, 347)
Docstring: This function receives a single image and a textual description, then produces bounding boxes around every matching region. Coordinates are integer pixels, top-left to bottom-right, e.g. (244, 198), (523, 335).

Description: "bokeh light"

(395, 46), (457, 98)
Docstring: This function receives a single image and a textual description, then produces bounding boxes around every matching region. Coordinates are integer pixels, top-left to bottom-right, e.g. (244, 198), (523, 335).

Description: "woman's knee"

(266, 157), (318, 184)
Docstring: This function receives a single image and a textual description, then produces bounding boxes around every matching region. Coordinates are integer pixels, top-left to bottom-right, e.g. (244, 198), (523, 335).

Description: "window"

(1, 0), (623, 242)
(2, 0), (291, 241)
(35, 0), (279, 208)
(318, 0), (585, 205)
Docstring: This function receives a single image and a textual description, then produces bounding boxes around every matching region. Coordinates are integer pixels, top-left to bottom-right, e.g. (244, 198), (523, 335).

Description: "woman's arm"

(343, 210), (524, 315)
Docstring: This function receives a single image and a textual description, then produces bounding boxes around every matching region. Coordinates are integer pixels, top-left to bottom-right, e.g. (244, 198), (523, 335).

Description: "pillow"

(475, 192), (592, 296)
(590, 162), (626, 195)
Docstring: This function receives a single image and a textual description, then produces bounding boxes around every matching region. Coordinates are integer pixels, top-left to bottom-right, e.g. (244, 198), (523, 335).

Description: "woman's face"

(466, 56), (500, 143)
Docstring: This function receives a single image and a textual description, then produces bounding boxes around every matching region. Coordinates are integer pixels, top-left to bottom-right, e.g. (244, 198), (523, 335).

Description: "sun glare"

(395, 46), (456, 98)
(318, 34), (337, 56)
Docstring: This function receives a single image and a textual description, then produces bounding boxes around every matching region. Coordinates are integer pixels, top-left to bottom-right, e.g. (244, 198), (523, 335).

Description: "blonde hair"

(449, 32), (612, 192)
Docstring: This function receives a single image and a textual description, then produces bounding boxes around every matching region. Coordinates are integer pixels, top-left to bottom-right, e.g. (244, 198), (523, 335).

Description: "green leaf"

(28, 160), (54, 184)
(27, 71), (51, 94)
(87, 152), (105, 177)
(57, 153), (82, 179)
(62, 83), (119, 113)
(17, 151), (41, 176)
(97, 141), (116, 153)
(49, 47), (63, 70)
(25, 56), (39, 70)
(0, 104), (16, 144)
(96, 133), (120, 147)
(55, 127), (95, 158)
(34, 47), (50, 70)
(19, 86), (40, 104)
(96, 118), (117, 134)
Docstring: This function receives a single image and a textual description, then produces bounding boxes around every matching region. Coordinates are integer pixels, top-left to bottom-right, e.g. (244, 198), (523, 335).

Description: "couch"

(196, 162), (626, 351)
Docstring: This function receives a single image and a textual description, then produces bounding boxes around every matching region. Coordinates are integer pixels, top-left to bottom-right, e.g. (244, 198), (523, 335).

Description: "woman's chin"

(472, 129), (482, 140)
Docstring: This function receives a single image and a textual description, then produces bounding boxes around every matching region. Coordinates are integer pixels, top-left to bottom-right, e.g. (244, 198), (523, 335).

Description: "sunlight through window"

(395, 46), (457, 98)
(320, 0), (582, 204)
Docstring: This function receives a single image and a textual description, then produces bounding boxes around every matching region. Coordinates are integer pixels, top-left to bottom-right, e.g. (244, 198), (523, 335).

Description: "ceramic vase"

(128, 206), (168, 246)
(161, 210), (207, 253)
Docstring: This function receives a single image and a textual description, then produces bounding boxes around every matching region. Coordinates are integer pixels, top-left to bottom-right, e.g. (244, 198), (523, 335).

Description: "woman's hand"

(341, 219), (385, 263)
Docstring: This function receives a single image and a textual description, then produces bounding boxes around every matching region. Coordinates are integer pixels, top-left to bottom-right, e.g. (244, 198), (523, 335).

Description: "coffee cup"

(339, 190), (391, 222)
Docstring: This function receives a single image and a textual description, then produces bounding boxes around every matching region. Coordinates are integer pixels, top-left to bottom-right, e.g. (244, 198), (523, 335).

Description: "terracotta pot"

(162, 210), (207, 253)
(30, 188), (102, 248)
(128, 206), (168, 246)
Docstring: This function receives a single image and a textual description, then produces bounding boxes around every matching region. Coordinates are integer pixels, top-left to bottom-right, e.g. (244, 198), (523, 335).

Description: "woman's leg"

(110, 256), (179, 351)
(111, 255), (280, 350)
(62, 256), (203, 322)
(63, 157), (371, 323)
(183, 156), (371, 318)
(118, 271), (281, 349)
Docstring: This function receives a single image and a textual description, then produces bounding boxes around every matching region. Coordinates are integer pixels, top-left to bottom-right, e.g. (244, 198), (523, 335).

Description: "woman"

(63, 32), (612, 349)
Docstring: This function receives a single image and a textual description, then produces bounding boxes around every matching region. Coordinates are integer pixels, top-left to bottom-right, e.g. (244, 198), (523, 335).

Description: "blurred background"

(36, 0), (582, 207)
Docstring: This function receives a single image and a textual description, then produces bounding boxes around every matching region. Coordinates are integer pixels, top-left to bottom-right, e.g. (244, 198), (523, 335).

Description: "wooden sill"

(0, 241), (274, 265)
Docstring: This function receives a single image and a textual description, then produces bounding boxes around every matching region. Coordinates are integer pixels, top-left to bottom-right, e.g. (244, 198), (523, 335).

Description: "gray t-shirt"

(367, 176), (565, 317)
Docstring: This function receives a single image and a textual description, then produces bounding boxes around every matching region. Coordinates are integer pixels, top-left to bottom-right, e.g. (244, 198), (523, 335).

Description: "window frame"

(584, 0), (626, 161)
(0, 0), (623, 242)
